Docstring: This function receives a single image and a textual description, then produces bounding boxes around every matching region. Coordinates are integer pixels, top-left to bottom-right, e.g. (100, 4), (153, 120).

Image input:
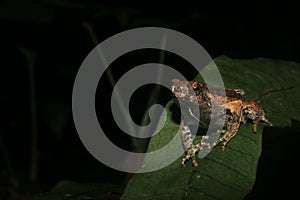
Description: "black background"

(0, 1), (299, 199)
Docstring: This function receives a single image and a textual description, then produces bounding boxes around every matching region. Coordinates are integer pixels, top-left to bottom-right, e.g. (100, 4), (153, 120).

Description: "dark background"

(0, 1), (299, 199)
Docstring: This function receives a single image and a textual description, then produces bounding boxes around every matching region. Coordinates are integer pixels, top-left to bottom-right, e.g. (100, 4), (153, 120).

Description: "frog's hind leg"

(217, 100), (243, 151)
(218, 121), (240, 151)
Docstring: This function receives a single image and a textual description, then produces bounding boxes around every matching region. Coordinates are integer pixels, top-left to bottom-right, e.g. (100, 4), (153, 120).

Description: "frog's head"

(171, 79), (206, 104)
(171, 79), (192, 99)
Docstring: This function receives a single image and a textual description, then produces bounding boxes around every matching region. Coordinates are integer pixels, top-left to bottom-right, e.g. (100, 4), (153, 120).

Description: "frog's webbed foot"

(181, 144), (201, 167)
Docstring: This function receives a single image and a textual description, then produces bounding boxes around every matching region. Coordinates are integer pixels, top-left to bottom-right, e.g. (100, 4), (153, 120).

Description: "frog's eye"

(177, 86), (183, 92)
(174, 86), (182, 93)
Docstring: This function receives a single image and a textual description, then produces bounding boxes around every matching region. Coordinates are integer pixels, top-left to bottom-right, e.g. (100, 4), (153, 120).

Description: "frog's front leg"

(181, 144), (200, 167)
(180, 120), (200, 167)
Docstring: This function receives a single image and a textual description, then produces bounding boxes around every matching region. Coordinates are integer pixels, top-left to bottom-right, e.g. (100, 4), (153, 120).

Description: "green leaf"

(211, 56), (300, 127)
(33, 180), (121, 200)
(122, 56), (300, 199)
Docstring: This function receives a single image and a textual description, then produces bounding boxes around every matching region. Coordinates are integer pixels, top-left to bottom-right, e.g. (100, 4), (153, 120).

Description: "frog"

(171, 79), (272, 167)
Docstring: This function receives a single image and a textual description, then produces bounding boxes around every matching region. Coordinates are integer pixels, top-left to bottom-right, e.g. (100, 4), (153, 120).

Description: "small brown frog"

(171, 79), (272, 167)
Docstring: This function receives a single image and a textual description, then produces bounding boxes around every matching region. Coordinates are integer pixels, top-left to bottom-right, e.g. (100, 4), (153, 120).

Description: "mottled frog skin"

(171, 79), (272, 167)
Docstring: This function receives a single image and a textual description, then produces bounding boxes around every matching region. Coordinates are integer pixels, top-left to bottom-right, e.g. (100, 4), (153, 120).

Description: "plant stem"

(133, 33), (167, 151)
(20, 46), (38, 182)
(82, 22), (136, 135)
